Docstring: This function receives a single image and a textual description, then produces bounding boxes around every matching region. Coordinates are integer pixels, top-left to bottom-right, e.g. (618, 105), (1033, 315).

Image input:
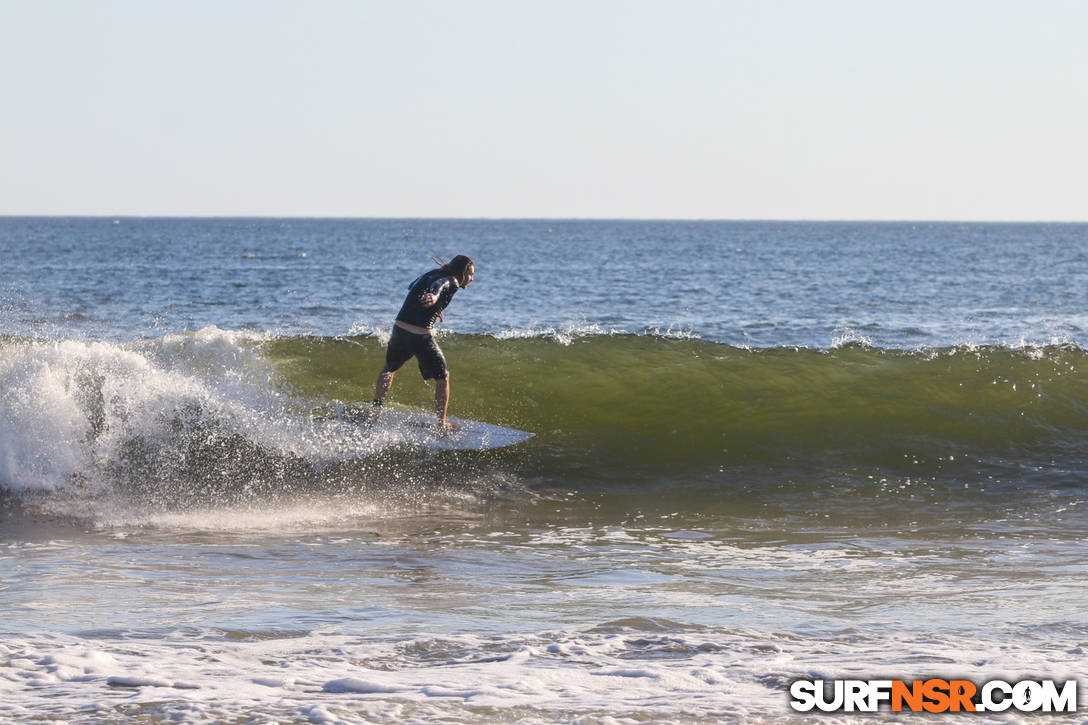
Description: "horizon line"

(2, 214), (1087, 224)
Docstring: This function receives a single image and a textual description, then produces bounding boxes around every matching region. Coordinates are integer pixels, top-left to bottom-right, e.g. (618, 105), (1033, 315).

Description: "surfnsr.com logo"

(789, 679), (1078, 713)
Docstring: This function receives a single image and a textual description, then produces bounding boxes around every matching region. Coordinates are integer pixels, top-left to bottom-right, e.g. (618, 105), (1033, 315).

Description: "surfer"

(372, 254), (475, 430)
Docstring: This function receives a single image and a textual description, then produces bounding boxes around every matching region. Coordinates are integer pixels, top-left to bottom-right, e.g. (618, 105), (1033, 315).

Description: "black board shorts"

(383, 324), (448, 380)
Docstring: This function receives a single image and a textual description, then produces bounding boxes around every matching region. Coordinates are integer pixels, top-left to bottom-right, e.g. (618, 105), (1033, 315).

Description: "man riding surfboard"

(372, 254), (475, 430)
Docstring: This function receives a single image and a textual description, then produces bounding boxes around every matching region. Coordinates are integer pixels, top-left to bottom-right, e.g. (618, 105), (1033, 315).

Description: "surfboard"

(329, 404), (533, 452)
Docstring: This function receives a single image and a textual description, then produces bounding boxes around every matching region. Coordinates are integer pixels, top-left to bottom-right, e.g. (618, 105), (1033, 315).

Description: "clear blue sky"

(2, 0), (1086, 220)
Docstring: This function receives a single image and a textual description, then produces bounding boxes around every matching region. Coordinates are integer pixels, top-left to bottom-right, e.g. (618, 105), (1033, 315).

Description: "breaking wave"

(1, 328), (1085, 523)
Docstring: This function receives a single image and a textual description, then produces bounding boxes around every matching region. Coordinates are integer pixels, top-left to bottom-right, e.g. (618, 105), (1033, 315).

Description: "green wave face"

(262, 334), (1088, 479)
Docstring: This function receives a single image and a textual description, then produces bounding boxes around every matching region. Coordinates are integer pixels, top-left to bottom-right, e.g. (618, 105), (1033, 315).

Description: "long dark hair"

(443, 254), (475, 287)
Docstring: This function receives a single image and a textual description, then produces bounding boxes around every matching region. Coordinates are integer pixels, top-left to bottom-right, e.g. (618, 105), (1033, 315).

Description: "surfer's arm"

(420, 275), (458, 307)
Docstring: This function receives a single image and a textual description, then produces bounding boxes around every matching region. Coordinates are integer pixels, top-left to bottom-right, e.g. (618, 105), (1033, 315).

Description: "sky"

(2, 0), (1087, 220)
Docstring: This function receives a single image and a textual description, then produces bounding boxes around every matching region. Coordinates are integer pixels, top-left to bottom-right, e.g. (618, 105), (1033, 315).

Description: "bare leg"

(435, 375), (458, 430)
(374, 370), (395, 404)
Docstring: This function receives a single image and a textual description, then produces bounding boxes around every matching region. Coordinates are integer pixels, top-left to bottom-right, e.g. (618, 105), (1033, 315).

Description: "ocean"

(0, 217), (1085, 723)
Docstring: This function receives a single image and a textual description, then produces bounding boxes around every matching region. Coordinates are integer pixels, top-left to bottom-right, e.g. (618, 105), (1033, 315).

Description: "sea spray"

(0, 330), (525, 526)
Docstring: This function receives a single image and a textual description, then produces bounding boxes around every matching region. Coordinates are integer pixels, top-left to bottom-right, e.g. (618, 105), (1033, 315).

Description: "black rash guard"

(395, 268), (460, 329)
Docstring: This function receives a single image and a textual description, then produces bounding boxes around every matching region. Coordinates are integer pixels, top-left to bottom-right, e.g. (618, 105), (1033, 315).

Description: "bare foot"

(438, 419), (461, 433)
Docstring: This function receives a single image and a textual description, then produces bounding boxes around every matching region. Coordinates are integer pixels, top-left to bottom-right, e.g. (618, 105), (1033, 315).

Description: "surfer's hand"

(420, 292), (438, 307)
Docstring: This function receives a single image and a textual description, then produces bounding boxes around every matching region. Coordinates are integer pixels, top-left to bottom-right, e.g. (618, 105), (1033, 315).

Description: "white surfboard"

(330, 404), (533, 452)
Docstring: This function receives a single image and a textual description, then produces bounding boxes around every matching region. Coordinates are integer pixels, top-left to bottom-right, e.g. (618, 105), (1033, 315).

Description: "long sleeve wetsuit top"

(395, 269), (460, 329)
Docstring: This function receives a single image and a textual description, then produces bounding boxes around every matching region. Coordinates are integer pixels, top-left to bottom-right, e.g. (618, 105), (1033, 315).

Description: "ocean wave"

(1, 329), (1085, 510)
(263, 331), (1088, 478)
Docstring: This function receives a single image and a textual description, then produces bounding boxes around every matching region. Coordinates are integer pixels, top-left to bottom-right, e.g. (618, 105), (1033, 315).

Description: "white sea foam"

(494, 321), (620, 345)
(637, 324), (702, 340)
(346, 323), (391, 344)
(1, 625), (1082, 724)
(830, 328), (875, 349)
(493, 321), (701, 345)
(0, 328), (449, 499)
(0, 338), (187, 493)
